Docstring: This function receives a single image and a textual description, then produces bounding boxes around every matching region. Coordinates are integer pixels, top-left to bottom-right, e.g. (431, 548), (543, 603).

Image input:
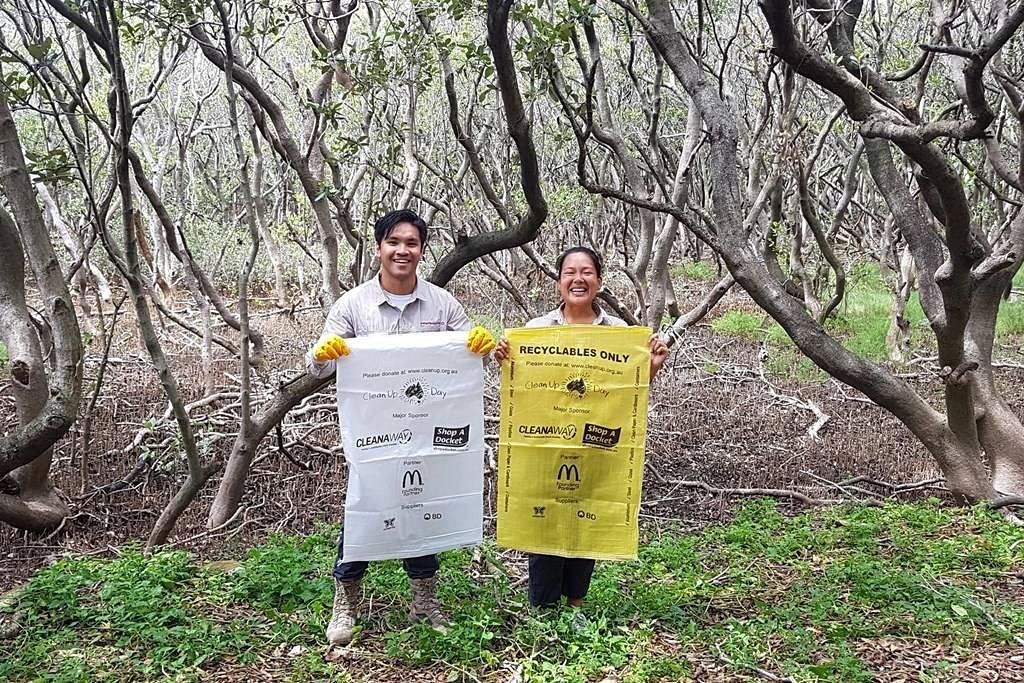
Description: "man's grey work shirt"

(306, 276), (471, 379)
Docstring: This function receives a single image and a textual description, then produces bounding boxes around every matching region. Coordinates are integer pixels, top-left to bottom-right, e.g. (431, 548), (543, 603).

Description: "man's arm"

(444, 292), (472, 332)
(306, 297), (355, 379)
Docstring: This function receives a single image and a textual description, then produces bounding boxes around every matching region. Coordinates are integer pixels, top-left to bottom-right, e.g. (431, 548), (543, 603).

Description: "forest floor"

(3, 267), (1024, 680)
(2, 502), (1022, 682)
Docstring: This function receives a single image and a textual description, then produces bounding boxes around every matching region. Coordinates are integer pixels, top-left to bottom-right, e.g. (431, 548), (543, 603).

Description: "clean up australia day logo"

(361, 377), (446, 404)
(402, 379), (446, 404)
(355, 428), (413, 450)
(564, 373), (608, 399)
(518, 424), (578, 441)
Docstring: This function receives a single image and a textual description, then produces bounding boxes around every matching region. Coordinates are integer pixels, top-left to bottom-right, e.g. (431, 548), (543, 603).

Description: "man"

(306, 209), (494, 646)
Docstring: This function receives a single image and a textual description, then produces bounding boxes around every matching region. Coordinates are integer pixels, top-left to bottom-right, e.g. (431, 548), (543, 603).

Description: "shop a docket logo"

(433, 424), (470, 449)
(582, 423), (621, 448)
(356, 428), (413, 450)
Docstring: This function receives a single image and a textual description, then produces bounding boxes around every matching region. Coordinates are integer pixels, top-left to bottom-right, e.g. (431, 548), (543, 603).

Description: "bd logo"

(433, 425), (470, 449)
(577, 510), (597, 521)
(582, 423), (621, 449)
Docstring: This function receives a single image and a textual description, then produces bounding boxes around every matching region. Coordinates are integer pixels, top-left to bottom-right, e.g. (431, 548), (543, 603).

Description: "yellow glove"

(313, 334), (350, 362)
(466, 326), (496, 355)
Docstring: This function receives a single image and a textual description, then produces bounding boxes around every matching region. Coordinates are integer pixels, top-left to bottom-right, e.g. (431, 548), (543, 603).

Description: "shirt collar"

(555, 302), (609, 325)
(371, 275), (425, 306)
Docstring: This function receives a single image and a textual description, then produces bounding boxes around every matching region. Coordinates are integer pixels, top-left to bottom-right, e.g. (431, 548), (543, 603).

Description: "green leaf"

(26, 39), (52, 61)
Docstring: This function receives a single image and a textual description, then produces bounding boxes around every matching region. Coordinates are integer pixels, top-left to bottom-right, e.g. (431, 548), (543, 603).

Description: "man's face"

(377, 222), (423, 281)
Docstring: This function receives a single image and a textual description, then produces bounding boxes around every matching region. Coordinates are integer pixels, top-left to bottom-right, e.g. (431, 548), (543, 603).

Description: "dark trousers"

(332, 528), (439, 582)
(527, 553), (596, 607)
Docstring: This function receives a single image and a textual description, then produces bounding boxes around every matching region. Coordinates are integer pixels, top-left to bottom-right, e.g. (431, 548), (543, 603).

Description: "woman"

(494, 246), (669, 611)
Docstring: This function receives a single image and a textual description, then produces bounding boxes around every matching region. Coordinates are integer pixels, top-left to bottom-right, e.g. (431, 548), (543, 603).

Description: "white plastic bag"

(337, 331), (484, 561)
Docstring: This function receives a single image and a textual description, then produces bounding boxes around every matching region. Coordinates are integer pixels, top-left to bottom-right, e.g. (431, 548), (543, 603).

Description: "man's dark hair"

(556, 246), (602, 278)
(374, 209), (428, 245)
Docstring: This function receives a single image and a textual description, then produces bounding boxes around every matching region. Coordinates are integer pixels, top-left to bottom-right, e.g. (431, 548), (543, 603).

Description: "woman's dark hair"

(555, 246), (602, 278)
(374, 209), (428, 245)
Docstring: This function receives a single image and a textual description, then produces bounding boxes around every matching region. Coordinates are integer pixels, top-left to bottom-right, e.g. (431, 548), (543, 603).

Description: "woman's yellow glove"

(466, 326), (496, 355)
(313, 334), (351, 362)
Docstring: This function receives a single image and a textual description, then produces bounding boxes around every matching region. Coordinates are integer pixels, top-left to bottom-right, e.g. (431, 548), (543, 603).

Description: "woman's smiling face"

(558, 251), (601, 307)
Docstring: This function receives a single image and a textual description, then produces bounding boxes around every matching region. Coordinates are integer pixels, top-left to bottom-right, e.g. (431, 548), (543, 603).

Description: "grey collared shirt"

(525, 303), (627, 328)
(306, 276), (471, 378)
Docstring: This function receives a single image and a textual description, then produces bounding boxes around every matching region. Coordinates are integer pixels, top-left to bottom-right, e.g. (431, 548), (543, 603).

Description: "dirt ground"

(1, 278), (1016, 590)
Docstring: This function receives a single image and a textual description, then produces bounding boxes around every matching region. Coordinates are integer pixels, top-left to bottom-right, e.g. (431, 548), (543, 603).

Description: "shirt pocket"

(419, 320), (445, 332)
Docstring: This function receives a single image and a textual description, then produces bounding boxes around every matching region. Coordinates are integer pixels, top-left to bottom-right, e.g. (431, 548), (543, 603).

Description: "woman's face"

(558, 252), (601, 308)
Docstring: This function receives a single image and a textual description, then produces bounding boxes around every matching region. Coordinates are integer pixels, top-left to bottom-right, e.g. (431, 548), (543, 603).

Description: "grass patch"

(996, 301), (1024, 338)
(671, 260), (720, 282)
(469, 313), (504, 339)
(709, 262), (1024, 376)
(2, 503), (1022, 682)
(710, 309), (764, 339)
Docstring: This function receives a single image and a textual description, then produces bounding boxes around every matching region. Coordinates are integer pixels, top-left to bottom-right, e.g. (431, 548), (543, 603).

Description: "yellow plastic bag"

(497, 325), (650, 560)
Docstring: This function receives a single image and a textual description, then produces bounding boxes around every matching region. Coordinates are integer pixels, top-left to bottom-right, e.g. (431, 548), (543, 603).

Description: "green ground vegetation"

(2, 501), (1022, 682)
(671, 261), (721, 282)
(706, 262), (1024, 381)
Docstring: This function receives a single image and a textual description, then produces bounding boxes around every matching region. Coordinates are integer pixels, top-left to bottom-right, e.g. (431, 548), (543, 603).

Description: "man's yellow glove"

(466, 326), (496, 355)
(313, 334), (350, 362)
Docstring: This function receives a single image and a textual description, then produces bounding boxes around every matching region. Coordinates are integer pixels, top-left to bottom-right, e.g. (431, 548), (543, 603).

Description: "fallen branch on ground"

(989, 495), (1024, 510)
(838, 475), (946, 494)
(650, 480), (849, 506)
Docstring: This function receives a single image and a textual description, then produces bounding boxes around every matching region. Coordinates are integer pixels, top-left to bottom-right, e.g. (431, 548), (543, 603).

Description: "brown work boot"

(408, 576), (450, 633)
(326, 578), (361, 646)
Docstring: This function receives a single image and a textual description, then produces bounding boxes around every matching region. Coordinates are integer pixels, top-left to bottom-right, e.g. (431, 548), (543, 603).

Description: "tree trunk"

(207, 374), (331, 526)
(0, 85), (81, 531)
(966, 249), (1024, 496)
(642, 0), (999, 501)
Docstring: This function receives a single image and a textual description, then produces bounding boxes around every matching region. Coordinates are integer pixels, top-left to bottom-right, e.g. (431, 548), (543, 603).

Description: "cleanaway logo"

(355, 428), (413, 449)
(518, 424), (577, 440)
(433, 425), (470, 448)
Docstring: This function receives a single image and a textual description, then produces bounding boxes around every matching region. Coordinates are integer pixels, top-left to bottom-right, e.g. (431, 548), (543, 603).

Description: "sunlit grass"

(707, 261), (1024, 379)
